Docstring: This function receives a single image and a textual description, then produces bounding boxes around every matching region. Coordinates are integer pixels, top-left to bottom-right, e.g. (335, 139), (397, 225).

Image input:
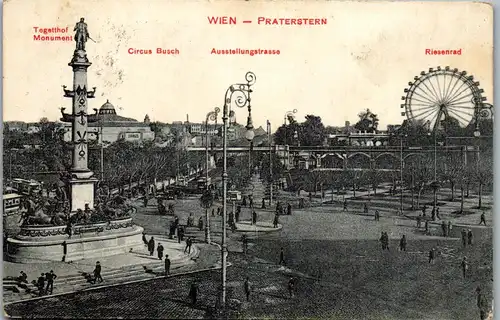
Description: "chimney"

(186, 114), (189, 123)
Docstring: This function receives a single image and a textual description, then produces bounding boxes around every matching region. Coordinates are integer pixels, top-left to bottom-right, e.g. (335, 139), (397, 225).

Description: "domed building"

(62, 100), (154, 144)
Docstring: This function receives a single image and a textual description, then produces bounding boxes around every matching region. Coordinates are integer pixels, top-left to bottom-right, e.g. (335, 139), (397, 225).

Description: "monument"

(6, 18), (145, 263)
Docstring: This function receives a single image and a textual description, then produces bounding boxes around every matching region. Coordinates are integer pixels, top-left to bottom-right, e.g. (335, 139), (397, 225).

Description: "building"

(62, 100), (154, 144)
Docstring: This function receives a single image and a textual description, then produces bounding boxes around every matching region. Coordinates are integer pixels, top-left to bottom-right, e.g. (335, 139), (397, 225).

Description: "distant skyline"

(3, 1), (493, 130)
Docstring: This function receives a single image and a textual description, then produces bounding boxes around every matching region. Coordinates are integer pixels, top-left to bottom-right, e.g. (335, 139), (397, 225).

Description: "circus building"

(62, 100), (154, 144)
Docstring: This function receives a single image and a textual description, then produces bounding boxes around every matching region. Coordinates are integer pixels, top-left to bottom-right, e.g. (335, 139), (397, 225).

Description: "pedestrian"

(383, 232), (390, 250)
(244, 277), (251, 302)
(273, 214), (279, 228)
(148, 236), (155, 256)
(428, 248), (436, 264)
(261, 198), (266, 209)
(431, 207), (436, 221)
(45, 270), (57, 295)
(235, 207), (240, 223)
(399, 235), (407, 251)
(460, 257), (468, 278)
(479, 212), (487, 226)
(287, 203), (292, 215)
(425, 220), (429, 234)
(447, 221), (453, 237)
(157, 243), (164, 260)
(142, 233), (148, 246)
(441, 221), (447, 237)
(364, 203), (368, 214)
(198, 216), (204, 231)
(17, 271), (28, 284)
(468, 229), (473, 246)
(252, 210), (257, 225)
(249, 196), (254, 208)
(343, 200), (348, 212)
(211, 208), (215, 217)
(417, 215), (422, 228)
(184, 237), (193, 254)
(242, 196), (247, 207)
(288, 277), (295, 298)
(94, 261), (103, 283)
(476, 286), (488, 320)
(178, 227), (185, 243)
(37, 273), (46, 296)
(189, 281), (199, 305)
(164, 255), (171, 276)
(462, 229), (468, 248)
(279, 247), (285, 265)
(380, 232), (386, 250)
(374, 210), (380, 221)
(217, 207), (221, 216)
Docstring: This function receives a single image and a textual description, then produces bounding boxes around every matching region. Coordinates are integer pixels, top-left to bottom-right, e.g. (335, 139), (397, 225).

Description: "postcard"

(2, 1), (494, 319)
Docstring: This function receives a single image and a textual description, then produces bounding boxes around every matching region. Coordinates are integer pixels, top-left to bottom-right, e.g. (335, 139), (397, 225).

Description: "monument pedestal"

(6, 218), (145, 263)
(69, 177), (98, 211)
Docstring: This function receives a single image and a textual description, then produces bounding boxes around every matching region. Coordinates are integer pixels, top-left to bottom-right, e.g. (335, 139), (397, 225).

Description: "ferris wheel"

(401, 67), (492, 132)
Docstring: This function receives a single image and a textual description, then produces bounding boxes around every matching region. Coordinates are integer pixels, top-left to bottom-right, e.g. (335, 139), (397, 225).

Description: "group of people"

(25, 270), (58, 296)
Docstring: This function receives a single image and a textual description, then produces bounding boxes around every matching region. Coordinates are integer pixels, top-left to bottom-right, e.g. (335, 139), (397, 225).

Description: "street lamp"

(245, 122), (255, 175)
(267, 120), (273, 206)
(204, 107), (220, 244)
(399, 134), (407, 214)
(220, 71), (256, 311)
(283, 109), (297, 168)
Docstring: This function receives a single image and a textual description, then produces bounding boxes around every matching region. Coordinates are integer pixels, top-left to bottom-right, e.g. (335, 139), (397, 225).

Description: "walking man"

(45, 270), (57, 295)
(447, 221), (453, 237)
(468, 229), (474, 246)
(94, 261), (103, 283)
(148, 236), (155, 256)
(417, 215), (422, 228)
(184, 237), (193, 254)
(273, 213), (279, 228)
(157, 242), (164, 260)
(462, 228), (468, 248)
(164, 255), (171, 276)
(279, 247), (285, 265)
(343, 200), (348, 212)
(461, 256), (468, 278)
(287, 203), (292, 215)
(198, 216), (204, 231)
(479, 211), (487, 226)
(189, 281), (199, 306)
(428, 248), (436, 264)
(244, 277), (251, 302)
(380, 232), (386, 250)
(399, 235), (407, 252)
(374, 210), (380, 221)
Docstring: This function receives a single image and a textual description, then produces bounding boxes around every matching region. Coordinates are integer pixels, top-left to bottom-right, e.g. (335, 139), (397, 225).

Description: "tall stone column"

(60, 42), (98, 212)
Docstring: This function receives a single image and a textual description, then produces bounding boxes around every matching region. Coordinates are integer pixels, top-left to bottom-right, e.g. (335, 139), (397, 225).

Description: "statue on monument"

(74, 17), (90, 51)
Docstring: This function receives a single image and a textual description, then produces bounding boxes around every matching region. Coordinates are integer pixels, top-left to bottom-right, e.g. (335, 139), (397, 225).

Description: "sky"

(3, 0), (493, 130)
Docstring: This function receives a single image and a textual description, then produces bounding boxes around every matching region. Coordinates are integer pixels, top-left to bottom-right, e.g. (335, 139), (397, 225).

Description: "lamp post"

(283, 109), (297, 168)
(267, 120), (273, 206)
(399, 134), (406, 214)
(220, 71), (256, 311)
(204, 107), (220, 244)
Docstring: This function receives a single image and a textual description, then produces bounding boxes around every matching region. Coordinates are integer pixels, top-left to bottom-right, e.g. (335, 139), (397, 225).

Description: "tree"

(354, 109), (379, 133)
(299, 115), (326, 146)
(413, 157), (434, 208)
(367, 168), (383, 195)
(441, 155), (464, 201)
(475, 155), (493, 209)
(273, 116), (298, 145)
